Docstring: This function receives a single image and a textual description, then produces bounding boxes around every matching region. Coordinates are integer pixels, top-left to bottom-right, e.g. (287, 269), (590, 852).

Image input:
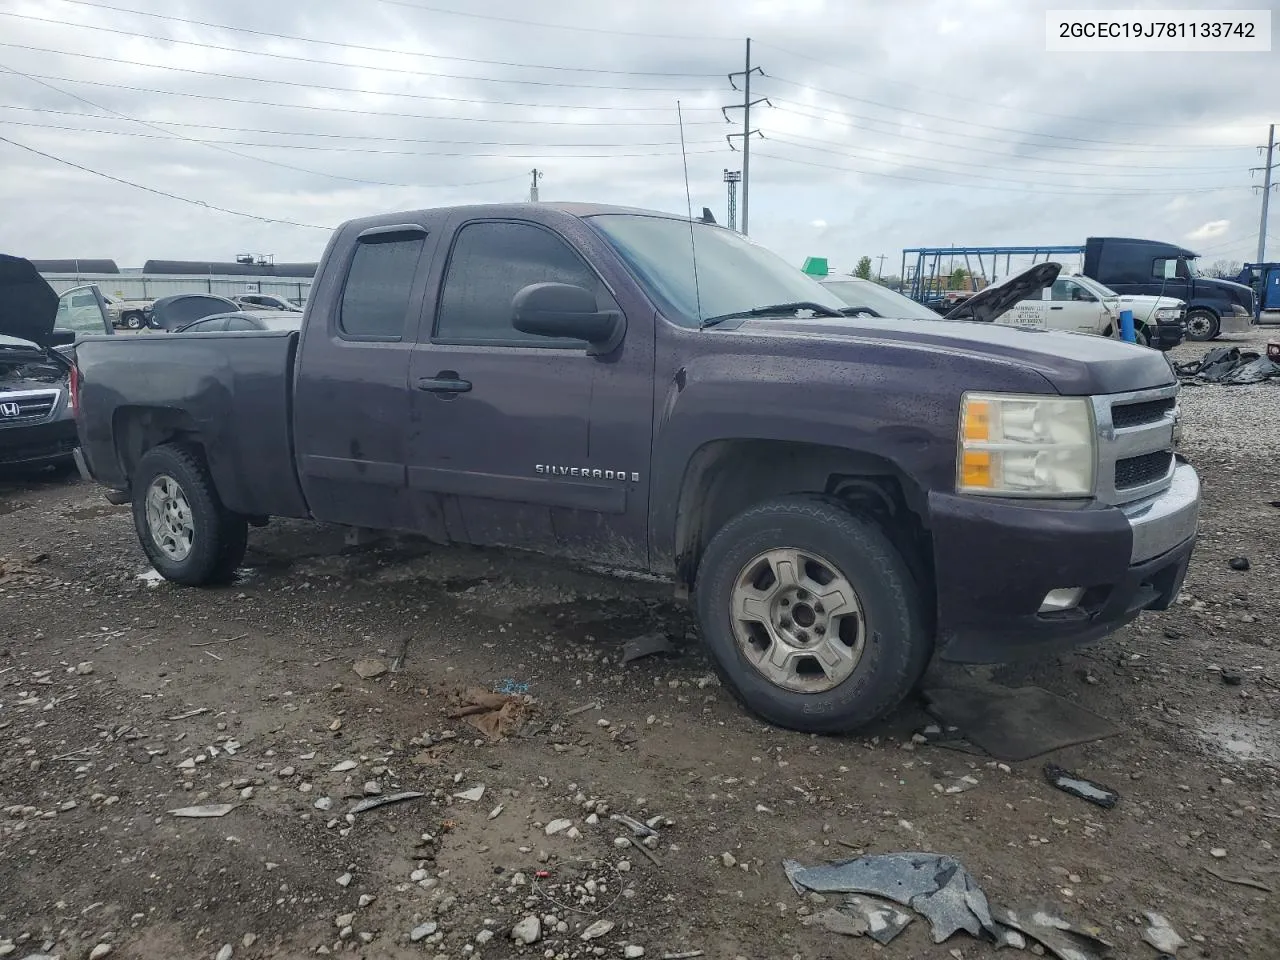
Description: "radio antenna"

(677, 99), (704, 327)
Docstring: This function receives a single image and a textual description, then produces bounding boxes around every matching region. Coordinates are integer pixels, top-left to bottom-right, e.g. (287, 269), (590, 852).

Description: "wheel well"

(673, 439), (933, 596)
(113, 406), (205, 481)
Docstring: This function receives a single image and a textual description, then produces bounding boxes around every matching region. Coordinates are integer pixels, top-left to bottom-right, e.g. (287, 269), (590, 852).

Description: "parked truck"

(63, 203), (1201, 733)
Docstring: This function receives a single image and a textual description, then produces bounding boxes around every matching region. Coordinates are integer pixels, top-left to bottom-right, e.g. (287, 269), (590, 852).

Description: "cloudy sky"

(0, 0), (1274, 275)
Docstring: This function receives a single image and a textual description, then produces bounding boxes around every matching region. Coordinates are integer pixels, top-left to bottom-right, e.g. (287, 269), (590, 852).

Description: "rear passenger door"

(404, 216), (653, 566)
(294, 224), (433, 531)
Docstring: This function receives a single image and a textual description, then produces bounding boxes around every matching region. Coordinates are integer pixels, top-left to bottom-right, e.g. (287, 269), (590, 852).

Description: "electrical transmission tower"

(723, 169), (741, 231)
(1252, 124), (1276, 262)
(723, 39), (768, 235)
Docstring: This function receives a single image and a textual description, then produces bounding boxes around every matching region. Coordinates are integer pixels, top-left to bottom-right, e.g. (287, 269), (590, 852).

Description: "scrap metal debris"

(168, 803), (238, 818)
(447, 686), (531, 740)
(166, 708), (210, 721)
(349, 791), (425, 815)
(1174, 346), (1280, 385)
(1043, 764), (1120, 809)
(1142, 912), (1186, 954)
(991, 905), (1114, 960)
(621, 633), (675, 664)
(783, 853), (1000, 944)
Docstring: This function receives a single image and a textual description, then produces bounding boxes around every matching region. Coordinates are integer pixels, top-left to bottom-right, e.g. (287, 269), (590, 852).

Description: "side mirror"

(47, 328), (76, 347)
(1164, 260), (1178, 280)
(512, 282), (625, 356)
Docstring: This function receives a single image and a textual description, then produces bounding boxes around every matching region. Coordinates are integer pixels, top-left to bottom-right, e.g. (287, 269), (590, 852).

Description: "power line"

(0, 104), (722, 147)
(770, 98), (1249, 154)
(0, 40), (712, 95)
(0, 133), (331, 229)
(0, 117), (728, 159)
(38, 0), (724, 77)
(762, 78), (1256, 150)
(750, 149), (1238, 197)
(754, 41), (1245, 131)
(766, 133), (1240, 188)
(0, 12), (723, 90)
(769, 125), (1245, 173)
(370, 0), (736, 42)
(0, 62), (430, 189)
(9, 72), (726, 126)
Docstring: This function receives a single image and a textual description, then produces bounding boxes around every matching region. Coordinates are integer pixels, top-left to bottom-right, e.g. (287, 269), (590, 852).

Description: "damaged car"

(0, 254), (110, 474)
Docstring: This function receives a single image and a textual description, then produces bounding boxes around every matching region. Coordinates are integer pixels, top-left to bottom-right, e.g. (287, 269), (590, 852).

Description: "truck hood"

(718, 313), (1176, 396)
(0, 254), (57, 348)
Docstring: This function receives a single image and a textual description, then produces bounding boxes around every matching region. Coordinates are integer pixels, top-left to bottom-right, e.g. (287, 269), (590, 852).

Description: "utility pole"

(723, 169), (741, 231)
(529, 168), (543, 203)
(1251, 124), (1276, 262)
(876, 254), (886, 281)
(724, 39), (767, 235)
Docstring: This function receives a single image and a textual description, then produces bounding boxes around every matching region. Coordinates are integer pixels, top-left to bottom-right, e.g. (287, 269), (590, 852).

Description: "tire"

(131, 443), (247, 586)
(145, 315), (163, 330)
(1134, 324), (1151, 348)
(124, 313), (144, 330)
(694, 494), (930, 734)
(1185, 309), (1220, 342)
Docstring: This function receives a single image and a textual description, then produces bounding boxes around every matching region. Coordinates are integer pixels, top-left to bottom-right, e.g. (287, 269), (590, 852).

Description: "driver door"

(1048, 277), (1105, 334)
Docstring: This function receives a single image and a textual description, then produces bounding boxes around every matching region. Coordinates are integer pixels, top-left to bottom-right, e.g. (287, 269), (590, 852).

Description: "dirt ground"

(1, 332), (1278, 960)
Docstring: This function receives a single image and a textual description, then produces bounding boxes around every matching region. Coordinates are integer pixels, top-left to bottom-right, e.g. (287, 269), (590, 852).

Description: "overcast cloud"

(0, 0), (1274, 274)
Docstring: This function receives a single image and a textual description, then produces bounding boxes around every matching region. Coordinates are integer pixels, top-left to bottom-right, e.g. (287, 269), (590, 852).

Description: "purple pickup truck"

(66, 203), (1201, 733)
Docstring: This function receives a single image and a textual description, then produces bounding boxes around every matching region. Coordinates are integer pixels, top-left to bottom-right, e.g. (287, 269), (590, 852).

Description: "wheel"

(694, 495), (931, 734)
(131, 443), (247, 585)
(1134, 324), (1151, 348)
(145, 315), (163, 330)
(124, 313), (144, 330)
(1185, 309), (1220, 341)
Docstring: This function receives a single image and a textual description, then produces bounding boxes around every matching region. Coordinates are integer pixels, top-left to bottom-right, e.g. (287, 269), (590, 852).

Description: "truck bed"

(74, 330), (309, 520)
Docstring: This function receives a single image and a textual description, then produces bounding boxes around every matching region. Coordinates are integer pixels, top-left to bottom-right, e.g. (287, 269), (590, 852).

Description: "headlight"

(1154, 308), (1179, 320)
(957, 392), (1096, 498)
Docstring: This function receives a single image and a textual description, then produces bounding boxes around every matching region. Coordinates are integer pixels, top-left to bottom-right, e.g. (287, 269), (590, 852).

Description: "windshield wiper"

(701, 300), (846, 328)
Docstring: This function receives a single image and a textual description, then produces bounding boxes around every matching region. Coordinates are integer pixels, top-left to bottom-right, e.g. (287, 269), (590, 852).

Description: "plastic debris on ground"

(1142, 912), (1186, 954)
(783, 853), (1000, 944)
(787, 854), (1119, 956)
(991, 905), (1114, 960)
(1174, 346), (1280, 385)
(348, 791), (425, 815)
(621, 633), (675, 664)
(168, 803), (238, 818)
(1043, 764), (1120, 809)
(446, 686), (532, 740)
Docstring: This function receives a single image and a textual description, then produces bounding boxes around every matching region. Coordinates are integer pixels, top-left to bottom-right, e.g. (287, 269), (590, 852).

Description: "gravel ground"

(1, 331), (1278, 960)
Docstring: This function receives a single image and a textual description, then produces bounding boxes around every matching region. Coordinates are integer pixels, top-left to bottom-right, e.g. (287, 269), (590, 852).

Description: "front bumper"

(929, 462), (1199, 663)
(1150, 317), (1186, 350)
(0, 418), (79, 468)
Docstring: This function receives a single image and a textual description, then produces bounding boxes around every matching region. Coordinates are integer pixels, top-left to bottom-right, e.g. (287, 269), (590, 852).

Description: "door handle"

(1049, 306), (1064, 310)
(417, 373), (471, 394)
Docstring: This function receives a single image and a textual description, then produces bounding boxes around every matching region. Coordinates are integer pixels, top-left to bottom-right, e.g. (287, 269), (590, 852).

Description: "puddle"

(1197, 716), (1280, 765)
(136, 568), (165, 588)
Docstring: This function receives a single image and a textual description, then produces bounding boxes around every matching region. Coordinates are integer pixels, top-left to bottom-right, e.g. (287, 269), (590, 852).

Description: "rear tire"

(1185, 309), (1220, 341)
(694, 494), (931, 734)
(131, 443), (247, 586)
(124, 313), (144, 330)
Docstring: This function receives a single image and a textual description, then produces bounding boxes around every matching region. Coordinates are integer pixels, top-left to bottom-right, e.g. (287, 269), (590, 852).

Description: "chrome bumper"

(1121, 462), (1200, 563)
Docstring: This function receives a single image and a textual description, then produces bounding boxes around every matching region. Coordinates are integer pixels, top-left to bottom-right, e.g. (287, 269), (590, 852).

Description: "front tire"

(131, 443), (247, 585)
(694, 495), (931, 734)
(124, 313), (144, 330)
(1185, 309), (1220, 341)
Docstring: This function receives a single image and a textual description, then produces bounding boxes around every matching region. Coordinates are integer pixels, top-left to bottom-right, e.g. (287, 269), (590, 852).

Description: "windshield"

(587, 214), (847, 326)
(1184, 257), (1201, 278)
(1069, 274), (1118, 299)
(820, 279), (940, 320)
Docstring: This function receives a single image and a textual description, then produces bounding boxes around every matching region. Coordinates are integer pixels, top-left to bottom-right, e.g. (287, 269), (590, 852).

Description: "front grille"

(1112, 397), (1175, 429)
(0, 435), (77, 464)
(1116, 451), (1173, 490)
(0, 391), (59, 426)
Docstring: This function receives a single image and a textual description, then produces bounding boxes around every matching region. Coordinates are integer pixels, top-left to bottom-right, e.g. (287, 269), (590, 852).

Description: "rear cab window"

(339, 229), (427, 340)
